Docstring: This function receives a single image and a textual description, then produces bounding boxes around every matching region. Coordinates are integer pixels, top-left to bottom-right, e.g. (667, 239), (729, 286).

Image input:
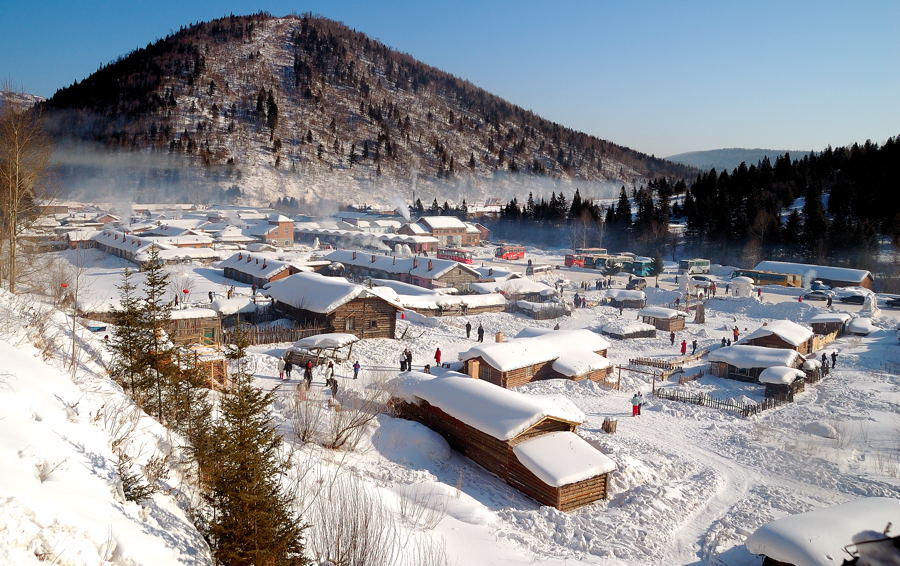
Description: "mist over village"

(0, 3), (898, 566)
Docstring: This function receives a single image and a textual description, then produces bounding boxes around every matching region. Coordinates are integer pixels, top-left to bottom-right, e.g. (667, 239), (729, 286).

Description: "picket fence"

(654, 388), (793, 418)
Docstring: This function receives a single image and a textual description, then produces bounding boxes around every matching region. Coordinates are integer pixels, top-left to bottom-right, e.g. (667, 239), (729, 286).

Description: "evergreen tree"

(206, 333), (305, 565)
(109, 268), (148, 403)
(138, 246), (177, 422)
(615, 186), (632, 226)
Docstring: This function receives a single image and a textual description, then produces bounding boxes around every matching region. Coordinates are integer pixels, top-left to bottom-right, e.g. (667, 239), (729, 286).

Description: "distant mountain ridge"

(41, 13), (693, 206)
(666, 148), (809, 171)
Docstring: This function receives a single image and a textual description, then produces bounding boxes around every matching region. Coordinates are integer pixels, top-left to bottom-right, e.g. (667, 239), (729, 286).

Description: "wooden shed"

(758, 366), (806, 400)
(708, 345), (804, 383)
(606, 289), (647, 309)
(264, 272), (400, 339)
(220, 252), (300, 289)
(391, 373), (616, 511)
(808, 312), (851, 337)
(738, 320), (814, 354)
(169, 308), (222, 345)
(459, 329), (612, 388)
(638, 306), (686, 331)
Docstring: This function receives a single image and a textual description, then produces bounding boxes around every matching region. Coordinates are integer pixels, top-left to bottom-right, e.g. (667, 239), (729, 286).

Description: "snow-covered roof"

(403, 222), (429, 234)
(606, 289), (647, 301)
(758, 366), (806, 385)
(551, 351), (611, 377)
(754, 261), (872, 284)
(745, 497), (900, 566)
(219, 252), (291, 279)
(169, 307), (218, 320)
(210, 297), (258, 316)
(512, 431), (616, 487)
(600, 319), (657, 334)
(514, 328), (611, 353)
(708, 345), (802, 369)
(264, 272), (399, 313)
(731, 276), (755, 285)
(739, 320), (813, 347)
(638, 306), (683, 319)
(418, 216), (467, 230)
(802, 359), (822, 371)
(808, 312), (852, 324)
(324, 250), (480, 280)
(394, 373), (584, 440)
(459, 339), (559, 371)
(847, 317), (876, 335)
(291, 333), (359, 349)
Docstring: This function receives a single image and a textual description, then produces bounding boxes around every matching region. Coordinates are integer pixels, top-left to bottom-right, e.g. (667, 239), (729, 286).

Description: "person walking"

(303, 360), (313, 384)
(631, 393), (641, 417)
(327, 376), (338, 397)
(680, 340), (687, 355)
(691, 339), (698, 355)
(477, 324), (485, 342)
(637, 392), (644, 415)
(251, 283), (257, 296)
(619, 306), (624, 316)
(574, 293), (581, 309)
(826, 295), (833, 308)
(283, 359), (293, 380)
(757, 288), (762, 300)
(352, 360), (360, 379)
(400, 353), (407, 371)
(670, 331), (676, 346)
(277, 357), (286, 380)
(831, 351), (838, 368)
(208, 290), (214, 302)
(732, 326), (740, 342)
(725, 283), (730, 295)
(434, 347), (442, 365)
(405, 349), (413, 370)
(721, 337), (727, 347)
(326, 361), (335, 380)
(465, 321), (472, 339)
(821, 352), (828, 371)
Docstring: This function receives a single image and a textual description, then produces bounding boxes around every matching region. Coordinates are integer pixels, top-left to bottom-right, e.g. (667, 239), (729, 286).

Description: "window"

(344, 317), (355, 331)
(479, 364), (490, 380)
(202, 328), (216, 345)
(525, 365), (534, 377)
(368, 319), (378, 328)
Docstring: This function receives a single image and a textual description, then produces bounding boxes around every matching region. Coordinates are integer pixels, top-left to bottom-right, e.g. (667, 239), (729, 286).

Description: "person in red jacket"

(434, 347), (442, 365)
(680, 340), (687, 355)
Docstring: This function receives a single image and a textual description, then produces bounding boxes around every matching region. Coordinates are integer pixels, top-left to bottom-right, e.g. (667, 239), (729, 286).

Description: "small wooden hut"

(599, 319), (657, 339)
(391, 373), (616, 511)
(169, 308), (222, 345)
(265, 272), (400, 339)
(708, 345), (803, 383)
(808, 312), (851, 337)
(638, 306), (686, 331)
(179, 344), (228, 390)
(738, 320), (814, 354)
(758, 366), (806, 400)
(606, 289), (647, 309)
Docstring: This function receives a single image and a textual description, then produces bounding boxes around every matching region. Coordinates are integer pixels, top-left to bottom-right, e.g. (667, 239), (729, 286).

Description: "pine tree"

(138, 246), (177, 423)
(109, 268), (148, 403)
(207, 333), (305, 565)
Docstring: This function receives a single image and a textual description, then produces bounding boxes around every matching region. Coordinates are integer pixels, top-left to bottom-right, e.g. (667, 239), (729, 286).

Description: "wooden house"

(179, 344), (228, 390)
(708, 345), (803, 383)
(169, 308), (223, 345)
(459, 329), (612, 388)
(324, 250), (481, 291)
(606, 289), (647, 309)
(746, 497), (900, 566)
(738, 320), (814, 354)
(391, 373), (616, 511)
(638, 306), (686, 331)
(264, 272), (400, 339)
(599, 319), (657, 339)
(398, 216), (480, 247)
(220, 252), (301, 288)
(758, 366), (806, 400)
(808, 312), (851, 337)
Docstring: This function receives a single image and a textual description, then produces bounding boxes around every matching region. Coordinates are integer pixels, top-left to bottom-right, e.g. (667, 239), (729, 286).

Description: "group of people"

(572, 293), (588, 308)
(464, 321), (486, 341)
(821, 351), (839, 369)
(399, 348), (414, 371)
(630, 392), (645, 416)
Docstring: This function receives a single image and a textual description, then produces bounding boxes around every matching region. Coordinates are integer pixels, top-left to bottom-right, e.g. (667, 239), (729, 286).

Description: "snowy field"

(2, 247), (898, 565)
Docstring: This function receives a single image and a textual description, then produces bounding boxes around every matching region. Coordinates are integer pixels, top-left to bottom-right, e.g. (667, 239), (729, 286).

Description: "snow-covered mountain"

(665, 147), (808, 171)
(42, 13), (693, 206)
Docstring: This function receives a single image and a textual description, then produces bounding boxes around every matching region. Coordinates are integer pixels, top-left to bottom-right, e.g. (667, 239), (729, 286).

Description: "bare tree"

(0, 89), (52, 293)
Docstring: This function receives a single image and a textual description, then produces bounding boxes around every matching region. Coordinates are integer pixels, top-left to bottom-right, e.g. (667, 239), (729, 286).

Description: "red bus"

(495, 244), (526, 260)
(436, 247), (474, 264)
(564, 254), (586, 268)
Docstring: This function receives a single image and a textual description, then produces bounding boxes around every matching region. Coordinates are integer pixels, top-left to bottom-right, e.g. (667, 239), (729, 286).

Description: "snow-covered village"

(2, 3), (900, 566)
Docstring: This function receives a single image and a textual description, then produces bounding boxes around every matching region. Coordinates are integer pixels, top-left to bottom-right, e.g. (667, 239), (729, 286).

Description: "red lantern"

(182, 289), (190, 294)
(60, 283), (69, 289)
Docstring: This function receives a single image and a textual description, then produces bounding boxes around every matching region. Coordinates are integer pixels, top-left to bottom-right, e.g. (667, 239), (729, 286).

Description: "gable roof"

(739, 320), (813, 347)
(264, 272), (400, 313)
(418, 216), (468, 230)
(394, 372), (584, 440)
(708, 345), (802, 369)
(324, 250), (480, 279)
(219, 252), (292, 279)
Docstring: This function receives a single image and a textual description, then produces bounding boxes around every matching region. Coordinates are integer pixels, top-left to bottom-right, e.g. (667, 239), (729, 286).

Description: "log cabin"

(220, 252), (302, 288)
(707, 345), (804, 383)
(808, 312), (851, 337)
(638, 306), (687, 331)
(324, 250), (481, 291)
(606, 289), (647, 309)
(264, 272), (400, 339)
(459, 328), (612, 388)
(391, 372), (616, 511)
(737, 320), (815, 354)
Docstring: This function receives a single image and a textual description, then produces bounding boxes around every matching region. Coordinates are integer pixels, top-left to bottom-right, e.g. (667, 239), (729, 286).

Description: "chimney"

(371, 254), (376, 263)
(428, 260), (433, 271)
(413, 258), (418, 269)
(238, 252), (242, 260)
(352, 251), (357, 260)
(392, 256), (396, 265)
(495, 332), (505, 343)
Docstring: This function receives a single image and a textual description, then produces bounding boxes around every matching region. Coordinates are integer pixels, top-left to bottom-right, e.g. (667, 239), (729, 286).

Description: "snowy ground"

(4, 247), (899, 565)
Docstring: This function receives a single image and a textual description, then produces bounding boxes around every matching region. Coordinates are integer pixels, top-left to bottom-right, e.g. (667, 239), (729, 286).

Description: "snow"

(218, 251), (292, 279)
(291, 332), (359, 349)
(600, 318), (657, 335)
(371, 415), (451, 469)
(848, 317), (877, 335)
(210, 296), (257, 315)
(551, 351), (611, 377)
(809, 312), (852, 324)
(325, 250), (479, 279)
(418, 216), (468, 230)
(739, 320), (813, 347)
(512, 431), (617, 487)
(758, 366), (806, 385)
(638, 306), (684, 319)
(708, 345), (803, 369)
(754, 260), (872, 285)
(169, 307), (218, 320)
(606, 289), (647, 301)
(745, 497), (900, 566)
(264, 272), (400, 313)
(459, 338), (559, 371)
(514, 327), (611, 353)
(394, 372), (585, 440)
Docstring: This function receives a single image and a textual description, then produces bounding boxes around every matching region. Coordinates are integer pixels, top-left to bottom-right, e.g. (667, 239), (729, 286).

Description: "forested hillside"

(42, 13), (691, 205)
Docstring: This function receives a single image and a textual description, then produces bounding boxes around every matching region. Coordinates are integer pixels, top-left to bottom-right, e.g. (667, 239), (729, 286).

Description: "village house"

(708, 345), (804, 383)
(397, 216), (485, 246)
(325, 250), (481, 291)
(92, 229), (220, 265)
(638, 306), (687, 331)
(606, 289), (647, 309)
(168, 308), (223, 346)
(391, 372), (616, 511)
(737, 320), (815, 354)
(754, 260), (875, 289)
(220, 252), (301, 288)
(459, 328), (612, 388)
(368, 280), (507, 316)
(264, 272), (400, 339)
(808, 312), (852, 337)
(757, 366), (807, 400)
(244, 214), (295, 247)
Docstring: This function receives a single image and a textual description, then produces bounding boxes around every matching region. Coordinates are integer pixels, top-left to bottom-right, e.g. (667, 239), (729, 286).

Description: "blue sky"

(1, 0), (897, 156)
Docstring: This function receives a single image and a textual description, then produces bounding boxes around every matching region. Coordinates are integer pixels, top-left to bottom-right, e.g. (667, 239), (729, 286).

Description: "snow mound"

(802, 422), (838, 439)
(372, 415), (451, 469)
(395, 481), (496, 526)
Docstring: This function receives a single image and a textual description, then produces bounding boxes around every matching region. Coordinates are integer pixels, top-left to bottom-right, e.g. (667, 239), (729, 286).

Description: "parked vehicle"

(679, 258), (711, 274)
(810, 280), (831, 291)
(802, 290), (833, 301)
(730, 269), (803, 287)
(883, 297), (900, 308)
(495, 244), (525, 260)
(626, 277), (647, 290)
(436, 248), (474, 264)
(839, 294), (866, 305)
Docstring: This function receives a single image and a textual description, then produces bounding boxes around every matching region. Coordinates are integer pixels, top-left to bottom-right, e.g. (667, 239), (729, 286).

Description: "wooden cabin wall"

(330, 297), (397, 339)
(558, 475), (609, 511)
(743, 334), (811, 354)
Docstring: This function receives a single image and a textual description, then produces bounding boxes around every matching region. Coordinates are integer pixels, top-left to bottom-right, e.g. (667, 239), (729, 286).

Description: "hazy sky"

(1, 0), (897, 156)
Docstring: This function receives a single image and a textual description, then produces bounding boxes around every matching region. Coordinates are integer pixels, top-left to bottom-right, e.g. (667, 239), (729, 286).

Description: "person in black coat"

(283, 360), (293, 379)
(477, 324), (485, 342)
(465, 321), (472, 339)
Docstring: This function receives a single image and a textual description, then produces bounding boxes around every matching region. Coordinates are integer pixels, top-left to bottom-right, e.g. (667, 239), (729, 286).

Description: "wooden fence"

(223, 325), (328, 346)
(630, 357), (684, 371)
(654, 388), (793, 418)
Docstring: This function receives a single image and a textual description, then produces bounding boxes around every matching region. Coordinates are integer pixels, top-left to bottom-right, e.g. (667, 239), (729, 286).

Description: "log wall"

(743, 334), (812, 355)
